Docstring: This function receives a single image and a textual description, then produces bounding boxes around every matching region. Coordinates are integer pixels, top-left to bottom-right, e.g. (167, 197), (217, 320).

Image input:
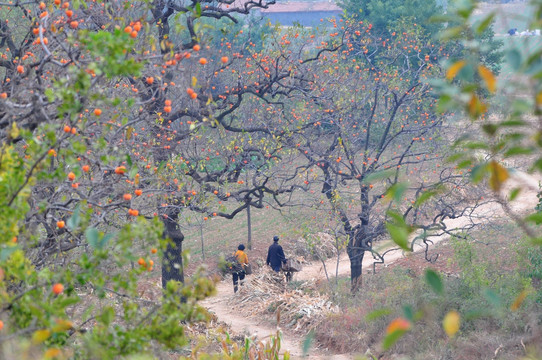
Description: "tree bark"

(200, 225), (205, 260)
(348, 245), (365, 292)
(161, 214), (184, 289)
(246, 204), (252, 250)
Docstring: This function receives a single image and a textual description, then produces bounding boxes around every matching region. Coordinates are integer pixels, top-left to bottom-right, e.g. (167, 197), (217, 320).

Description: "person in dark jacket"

(266, 236), (286, 272)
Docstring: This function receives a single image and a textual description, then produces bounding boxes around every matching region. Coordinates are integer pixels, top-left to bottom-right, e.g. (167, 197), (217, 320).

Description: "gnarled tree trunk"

(348, 244), (365, 292)
(161, 213), (184, 289)
(246, 203), (252, 250)
(348, 187), (371, 292)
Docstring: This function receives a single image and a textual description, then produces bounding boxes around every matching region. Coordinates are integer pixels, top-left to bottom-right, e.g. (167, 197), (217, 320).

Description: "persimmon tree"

(0, 0), (335, 356)
(291, 22), (486, 291)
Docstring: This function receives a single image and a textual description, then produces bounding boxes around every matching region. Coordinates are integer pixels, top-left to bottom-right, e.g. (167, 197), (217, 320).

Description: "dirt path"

(200, 276), (351, 359)
(199, 171), (539, 359)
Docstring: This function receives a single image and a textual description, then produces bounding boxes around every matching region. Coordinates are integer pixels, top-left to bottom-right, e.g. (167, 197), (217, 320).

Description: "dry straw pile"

(228, 266), (338, 332)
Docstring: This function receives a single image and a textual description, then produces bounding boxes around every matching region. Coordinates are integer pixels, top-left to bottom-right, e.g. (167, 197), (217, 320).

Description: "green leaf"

(244, 337), (250, 353)
(500, 119), (526, 127)
(482, 124), (498, 136)
(99, 233), (115, 249)
(475, 13), (495, 34)
(437, 94), (455, 113)
(0, 246), (18, 261)
(157, 160), (166, 173)
(504, 147), (533, 157)
(457, 159), (473, 169)
(532, 158), (542, 172)
(44, 88), (55, 102)
(302, 329), (314, 356)
(525, 212), (542, 224)
(386, 222), (409, 251)
(446, 152), (466, 163)
(385, 210), (414, 251)
(458, 63), (475, 82)
(67, 203), (81, 230)
(414, 189), (440, 207)
(429, 14), (457, 23)
(456, 1), (475, 18)
(465, 141), (490, 150)
(129, 166), (139, 179)
(382, 329), (408, 350)
(126, 154), (132, 167)
(506, 49), (522, 71)
(509, 188), (521, 201)
(365, 308), (392, 321)
(99, 306), (115, 326)
(526, 52), (542, 75)
(512, 99), (532, 115)
(57, 297), (80, 308)
(86, 227), (100, 249)
(195, 2), (201, 17)
(470, 163), (489, 183)
(386, 182), (408, 203)
(387, 210), (406, 226)
(402, 305), (414, 322)
(483, 288), (502, 308)
(362, 169), (395, 184)
(425, 269), (443, 295)
(440, 26), (463, 41)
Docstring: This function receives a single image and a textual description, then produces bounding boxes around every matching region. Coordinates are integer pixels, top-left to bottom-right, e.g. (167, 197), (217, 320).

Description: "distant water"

(256, 10), (342, 27)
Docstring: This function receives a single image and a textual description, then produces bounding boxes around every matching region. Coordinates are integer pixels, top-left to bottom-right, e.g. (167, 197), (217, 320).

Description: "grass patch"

(313, 222), (542, 359)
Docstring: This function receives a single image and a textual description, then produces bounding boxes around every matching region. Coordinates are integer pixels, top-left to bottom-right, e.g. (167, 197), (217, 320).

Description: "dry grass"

(312, 221), (542, 359)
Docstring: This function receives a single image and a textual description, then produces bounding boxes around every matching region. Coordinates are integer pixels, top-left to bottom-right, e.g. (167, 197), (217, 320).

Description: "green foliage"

(385, 211), (414, 251)
(450, 236), (490, 291)
(0, 145), (30, 244)
(79, 29), (143, 78)
(515, 237), (542, 303)
(425, 268), (444, 295)
(338, 0), (444, 37)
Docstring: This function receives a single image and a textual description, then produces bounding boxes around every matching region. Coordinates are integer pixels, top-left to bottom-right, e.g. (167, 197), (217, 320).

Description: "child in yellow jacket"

(233, 244), (248, 293)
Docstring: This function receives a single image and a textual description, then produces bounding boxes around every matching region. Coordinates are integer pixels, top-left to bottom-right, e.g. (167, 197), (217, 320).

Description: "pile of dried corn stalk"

(228, 268), (338, 332)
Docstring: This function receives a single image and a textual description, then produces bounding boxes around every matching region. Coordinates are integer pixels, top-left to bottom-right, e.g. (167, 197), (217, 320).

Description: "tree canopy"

(338, 0), (445, 37)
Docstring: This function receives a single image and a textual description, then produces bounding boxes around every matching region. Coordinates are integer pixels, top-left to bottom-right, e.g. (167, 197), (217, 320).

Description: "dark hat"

(238, 244), (245, 251)
(273, 236), (279, 242)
